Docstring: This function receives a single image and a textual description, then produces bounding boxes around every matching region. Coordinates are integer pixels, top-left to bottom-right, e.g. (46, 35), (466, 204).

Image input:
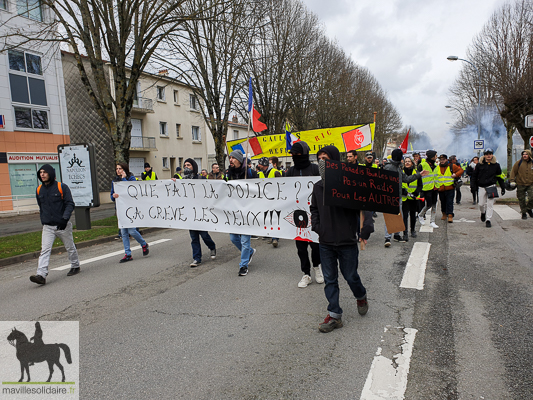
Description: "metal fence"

(130, 136), (156, 149)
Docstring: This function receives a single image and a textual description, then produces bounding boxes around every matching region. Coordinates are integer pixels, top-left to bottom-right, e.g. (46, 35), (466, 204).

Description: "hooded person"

(383, 149), (429, 245)
(30, 164), (80, 284)
(417, 149), (439, 229)
(471, 149), (505, 227)
(141, 162), (157, 180)
(285, 141), (324, 288)
(311, 145), (368, 333)
(180, 158), (217, 267)
(509, 149), (533, 219)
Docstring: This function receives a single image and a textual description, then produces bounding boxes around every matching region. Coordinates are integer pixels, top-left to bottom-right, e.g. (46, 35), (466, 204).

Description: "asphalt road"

(0, 188), (531, 399)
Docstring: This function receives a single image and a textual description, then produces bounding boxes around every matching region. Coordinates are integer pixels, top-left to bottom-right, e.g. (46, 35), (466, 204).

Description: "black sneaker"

(142, 243), (149, 256)
(190, 259), (201, 267)
(29, 275), (46, 285)
(486, 220), (491, 228)
(393, 234), (402, 242)
(210, 248), (216, 259)
(238, 267), (248, 276)
(67, 268), (80, 276)
(318, 315), (343, 333)
(384, 238), (391, 247)
(248, 248), (256, 265)
(481, 213), (486, 222)
(402, 234), (409, 243)
(522, 213), (527, 220)
(119, 254), (133, 263)
(528, 210), (533, 218)
(411, 231), (417, 238)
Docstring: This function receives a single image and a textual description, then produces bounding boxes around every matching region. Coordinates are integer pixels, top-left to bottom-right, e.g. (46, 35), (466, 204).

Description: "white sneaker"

(430, 222), (439, 228)
(418, 215), (425, 225)
(298, 274), (312, 288)
(313, 265), (324, 284)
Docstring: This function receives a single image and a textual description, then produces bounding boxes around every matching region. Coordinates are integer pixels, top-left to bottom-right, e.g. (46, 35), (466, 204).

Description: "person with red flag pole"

(243, 78), (267, 178)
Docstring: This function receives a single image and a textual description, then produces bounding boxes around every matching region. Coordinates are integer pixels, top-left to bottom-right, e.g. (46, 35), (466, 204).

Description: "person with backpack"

(111, 162), (150, 262)
(29, 164), (80, 285)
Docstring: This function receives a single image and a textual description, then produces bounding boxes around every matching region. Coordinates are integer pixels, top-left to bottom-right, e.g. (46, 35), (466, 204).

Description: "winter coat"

(471, 155), (504, 191)
(310, 146), (360, 246)
(110, 174), (137, 201)
(285, 163), (320, 177)
(225, 164), (258, 181)
(36, 164), (75, 226)
(510, 150), (533, 186)
(384, 159), (422, 206)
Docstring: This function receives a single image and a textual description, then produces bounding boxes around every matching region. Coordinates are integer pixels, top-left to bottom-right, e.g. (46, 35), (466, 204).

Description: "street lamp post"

(445, 105), (465, 124)
(447, 55), (481, 156)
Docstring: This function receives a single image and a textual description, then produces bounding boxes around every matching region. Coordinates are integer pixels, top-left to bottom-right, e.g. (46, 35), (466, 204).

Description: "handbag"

(453, 178), (463, 188)
(486, 186), (499, 199)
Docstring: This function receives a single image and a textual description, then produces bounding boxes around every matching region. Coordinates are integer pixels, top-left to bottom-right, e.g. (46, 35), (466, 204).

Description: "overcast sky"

(301, 0), (506, 146)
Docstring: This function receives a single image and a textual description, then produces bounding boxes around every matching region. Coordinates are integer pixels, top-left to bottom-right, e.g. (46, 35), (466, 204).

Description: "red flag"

(399, 129), (410, 154)
(252, 107), (267, 133)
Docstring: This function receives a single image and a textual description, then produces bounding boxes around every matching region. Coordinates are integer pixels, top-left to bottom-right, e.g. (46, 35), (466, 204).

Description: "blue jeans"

(439, 190), (455, 216)
(121, 228), (147, 256)
(230, 234), (252, 268)
(319, 244), (366, 319)
(190, 230), (216, 262)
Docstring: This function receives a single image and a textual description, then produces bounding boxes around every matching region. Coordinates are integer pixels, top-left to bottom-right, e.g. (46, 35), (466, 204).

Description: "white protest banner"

(115, 177), (321, 242)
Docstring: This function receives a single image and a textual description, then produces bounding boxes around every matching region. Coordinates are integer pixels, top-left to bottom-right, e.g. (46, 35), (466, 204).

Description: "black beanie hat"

(391, 149), (404, 162)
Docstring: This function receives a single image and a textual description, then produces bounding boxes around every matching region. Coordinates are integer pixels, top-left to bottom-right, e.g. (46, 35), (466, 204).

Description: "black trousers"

(295, 240), (321, 276)
(402, 200), (418, 233)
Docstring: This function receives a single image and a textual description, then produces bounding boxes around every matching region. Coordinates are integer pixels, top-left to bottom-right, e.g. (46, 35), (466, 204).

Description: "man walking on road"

(435, 154), (463, 223)
(225, 150), (258, 276)
(418, 150), (439, 228)
(471, 149), (505, 228)
(509, 149), (533, 220)
(311, 145), (368, 333)
(449, 155), (463, 205)
(30, 164), (80, 285)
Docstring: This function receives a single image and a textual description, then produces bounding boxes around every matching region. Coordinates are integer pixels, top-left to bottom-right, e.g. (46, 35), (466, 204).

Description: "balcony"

(132, 97), (154, 113)
(130, 136), (157, 151)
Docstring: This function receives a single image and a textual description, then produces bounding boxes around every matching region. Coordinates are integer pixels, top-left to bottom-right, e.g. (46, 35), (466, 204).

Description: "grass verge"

(1, 216), (119, 260)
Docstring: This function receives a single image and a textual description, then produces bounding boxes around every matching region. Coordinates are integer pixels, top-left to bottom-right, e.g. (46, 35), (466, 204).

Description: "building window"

(1, 0), (7, 11)
(17, 0), (43, 21)
(8, 50), (49, 130)
(159, 121), (168, 136)
(173, 90), (179, 104)
(176, 123), (181, 138)
(156, 86), (165, 101)
(189, 94), (199, 111)
(194, 158), (202, 171)
(192, 126), (201, 141)
(233, 130), (239, 140)
(162, 157), (169, 169)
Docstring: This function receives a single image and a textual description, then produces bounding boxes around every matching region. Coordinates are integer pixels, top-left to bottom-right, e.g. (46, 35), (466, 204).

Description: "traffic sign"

(526, 115), (533, 128)
(474, 140), (484, 150)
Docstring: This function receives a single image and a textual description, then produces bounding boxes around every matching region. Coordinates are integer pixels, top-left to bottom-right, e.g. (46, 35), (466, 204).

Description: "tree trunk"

(506, 124), (513, 177)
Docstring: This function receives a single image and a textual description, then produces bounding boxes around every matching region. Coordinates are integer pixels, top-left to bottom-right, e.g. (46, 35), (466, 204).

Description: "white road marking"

(455, 218), (475, 223)
(493, 205), (521, 220)
(51, 239), (172, 271)
(400, 242), (431, 290)
(360, 327), (418, 399)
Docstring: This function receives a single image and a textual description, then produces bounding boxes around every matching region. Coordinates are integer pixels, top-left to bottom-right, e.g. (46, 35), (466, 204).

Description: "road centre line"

(51, 239), (172, 271)
(493, 204), (521, 220)
(360, 327), (418, 400)
(400, 242), (431, 290)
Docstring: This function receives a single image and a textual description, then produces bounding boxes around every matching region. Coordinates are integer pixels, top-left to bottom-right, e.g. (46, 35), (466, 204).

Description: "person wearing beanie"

(173, 166), (183, 179)
(311, 145), (368, 333)
(360, 152), (378, 168)
(435, 154), (464, 223)
(173, 159), (217, 266)
(417, 150), (439, 229)
(383, 149), (429, 246)
(141, 162), (157, 180)
(285, 141), (324, 288)
(225, 149), (258, 276)
(29, 165), (80, 284)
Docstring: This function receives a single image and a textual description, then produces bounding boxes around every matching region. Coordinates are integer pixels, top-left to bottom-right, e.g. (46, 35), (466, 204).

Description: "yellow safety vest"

(402, 169), (418, 201)
(420, 160), (437, 191)
(258, 168), (281, 178)
(173, 173), (183, 179)
(435, 165), (455, 189)
(359, 163), (378, 169)
(144, 171), (157, 180)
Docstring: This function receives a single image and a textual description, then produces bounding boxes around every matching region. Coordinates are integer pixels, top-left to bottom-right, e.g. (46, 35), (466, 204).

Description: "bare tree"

(1, 0), (214, 163)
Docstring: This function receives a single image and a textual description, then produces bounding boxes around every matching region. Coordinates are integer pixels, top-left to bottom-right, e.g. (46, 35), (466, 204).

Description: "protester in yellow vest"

(360, 152), (379, 168)
(257, 157), (282, 247)
(435, 154), (463, 223)
(141, 163), (157, 180)
(173, 167), (183, 179)
(417, 150), (439, 228)
(401, 157), (422, 241)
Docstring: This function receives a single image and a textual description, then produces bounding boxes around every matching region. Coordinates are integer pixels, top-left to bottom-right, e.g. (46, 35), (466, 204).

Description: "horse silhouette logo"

(6, 322), (72, 382)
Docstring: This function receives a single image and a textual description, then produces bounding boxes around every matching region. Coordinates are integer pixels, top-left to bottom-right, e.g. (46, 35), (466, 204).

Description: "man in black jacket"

(471, 149), (505, 227)
(285, 141), (324, 288)
(311, 145), (368, 333)
(225, 149), (258, 276)
(30, 164), (80, 284)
